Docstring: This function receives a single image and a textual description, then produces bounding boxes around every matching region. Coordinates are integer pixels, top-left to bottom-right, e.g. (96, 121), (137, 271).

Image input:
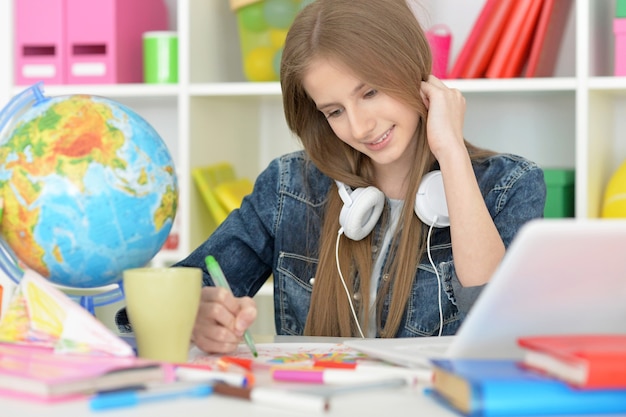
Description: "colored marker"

(89, 382), (212, 411)
(205, 255), (258, 358)
(218, 356), (262, 371)
(313, 360), (434, 385)
(299, 377), (408, 398)
(215, 357), (258, 384)
(272, 368), (420, 385)
(212, 382), (329, 413)
(175, 364), (252, 387)
(219, 355), (314, 371)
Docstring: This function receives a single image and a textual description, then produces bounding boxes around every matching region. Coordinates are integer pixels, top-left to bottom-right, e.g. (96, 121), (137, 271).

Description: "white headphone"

(334, 170), (449, 338)
(335, 170), (450, 240)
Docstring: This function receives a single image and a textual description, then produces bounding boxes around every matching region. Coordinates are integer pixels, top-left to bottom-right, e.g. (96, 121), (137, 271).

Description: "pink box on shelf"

(426, 24), (452, 79)
(14, 0), (66, 85)
(64, 0), (169, 84)
(615, 18), (626, 76)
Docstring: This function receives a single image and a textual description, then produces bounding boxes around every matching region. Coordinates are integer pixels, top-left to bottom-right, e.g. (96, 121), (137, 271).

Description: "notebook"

(344, 218), (626, 368)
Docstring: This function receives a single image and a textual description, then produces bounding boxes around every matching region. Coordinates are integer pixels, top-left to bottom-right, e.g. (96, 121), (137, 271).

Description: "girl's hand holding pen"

(191, 285), (257, 354)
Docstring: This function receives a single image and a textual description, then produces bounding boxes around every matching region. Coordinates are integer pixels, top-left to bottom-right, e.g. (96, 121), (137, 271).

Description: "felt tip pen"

(205, 255), (258, 358)
(297, 377), (408, 398)
(313, 360), (434, 385)
(174, 364), (252, 387)
(219, 355), (313, 371)
(218, 356), (265, 371)
(215, 357), (258, 384)
(89, 382), (212, 411)
(272, 368), (419, 385)
(212, 382), (329, 413)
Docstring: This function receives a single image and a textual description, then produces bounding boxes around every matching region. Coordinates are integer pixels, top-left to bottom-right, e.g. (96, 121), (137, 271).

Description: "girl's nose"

(348, 109), (375, 141)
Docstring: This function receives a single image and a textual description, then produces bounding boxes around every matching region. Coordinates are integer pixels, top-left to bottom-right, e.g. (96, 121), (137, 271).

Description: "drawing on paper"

(189, 343), (368, 367)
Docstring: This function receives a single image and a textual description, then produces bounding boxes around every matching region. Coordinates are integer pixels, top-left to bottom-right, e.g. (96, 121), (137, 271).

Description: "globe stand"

(55, 282), (125, 315)
(0, 240), (125, 317)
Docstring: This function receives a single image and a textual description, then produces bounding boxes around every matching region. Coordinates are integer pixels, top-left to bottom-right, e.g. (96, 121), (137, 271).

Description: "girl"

(177, 0), (546, 354)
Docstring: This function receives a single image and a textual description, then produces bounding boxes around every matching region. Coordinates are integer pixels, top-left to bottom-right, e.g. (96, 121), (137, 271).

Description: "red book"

(524, 0), (574, 77)
(485, 0), (543, 78)
(448, 0), (498, 79)
(449, 0), (516, 79)
(518, 334), (626, 389)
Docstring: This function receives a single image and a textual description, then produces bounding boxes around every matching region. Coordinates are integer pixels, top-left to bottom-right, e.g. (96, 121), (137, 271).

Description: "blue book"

(430, 358), (626, 416)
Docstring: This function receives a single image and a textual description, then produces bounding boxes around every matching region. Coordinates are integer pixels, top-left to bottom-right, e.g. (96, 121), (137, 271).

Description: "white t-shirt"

(367, 198), (403, 337)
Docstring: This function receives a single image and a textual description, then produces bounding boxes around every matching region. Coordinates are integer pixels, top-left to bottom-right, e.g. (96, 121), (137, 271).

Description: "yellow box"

(230, 0), (305, 81)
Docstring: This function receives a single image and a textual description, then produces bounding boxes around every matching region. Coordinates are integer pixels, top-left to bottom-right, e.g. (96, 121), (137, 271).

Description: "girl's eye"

(364, 89), (378, 98)
(325, 108), (343, 119)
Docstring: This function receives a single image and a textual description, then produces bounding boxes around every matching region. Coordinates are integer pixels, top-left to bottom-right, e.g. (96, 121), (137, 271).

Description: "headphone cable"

(426, 217), (444, 337)
(336, 228), (366, 338)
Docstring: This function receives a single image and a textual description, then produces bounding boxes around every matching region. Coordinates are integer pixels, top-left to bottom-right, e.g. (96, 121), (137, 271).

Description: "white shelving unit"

(0, 0), (622, 332)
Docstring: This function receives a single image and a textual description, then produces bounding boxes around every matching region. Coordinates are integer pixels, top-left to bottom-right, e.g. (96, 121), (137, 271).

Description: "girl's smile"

(365, 127), (393, 150)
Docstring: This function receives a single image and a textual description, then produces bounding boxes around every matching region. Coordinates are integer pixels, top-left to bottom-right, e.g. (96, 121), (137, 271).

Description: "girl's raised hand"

(419, 75), (467, 162)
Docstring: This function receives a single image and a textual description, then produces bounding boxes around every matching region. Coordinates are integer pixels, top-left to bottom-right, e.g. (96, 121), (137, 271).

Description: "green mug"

(143, 31), (178, 84)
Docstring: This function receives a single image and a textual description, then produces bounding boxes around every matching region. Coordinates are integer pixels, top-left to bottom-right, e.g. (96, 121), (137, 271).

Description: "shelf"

(9, 79), (582, 102)
(13, 83), (181, 98)
(0, 0), (610, 251)
(589, 77), (626, 92)
(189, 82), (282, 96)
(446, 77), (578, 93)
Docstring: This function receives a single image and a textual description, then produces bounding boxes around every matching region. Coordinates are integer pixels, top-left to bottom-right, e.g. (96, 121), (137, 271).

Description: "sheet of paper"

(188, 342), (367, 367)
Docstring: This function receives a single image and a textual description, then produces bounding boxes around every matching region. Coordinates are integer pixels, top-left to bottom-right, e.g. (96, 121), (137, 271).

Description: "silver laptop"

(344, 218), (626, 368)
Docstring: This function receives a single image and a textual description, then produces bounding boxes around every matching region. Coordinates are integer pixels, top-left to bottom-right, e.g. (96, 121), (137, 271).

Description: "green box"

(617, 0), (626, 18)
(543, 168), (575, 218)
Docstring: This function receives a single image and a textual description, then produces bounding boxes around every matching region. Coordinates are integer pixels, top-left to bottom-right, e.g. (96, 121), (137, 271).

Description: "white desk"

(0, 336), (621, 417)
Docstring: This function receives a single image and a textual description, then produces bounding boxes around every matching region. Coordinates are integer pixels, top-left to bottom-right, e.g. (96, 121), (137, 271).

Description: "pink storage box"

(614, 18), (626, 76)
(14, 0), (66, 85)
(15, 0), (169, 85)
(64, 0), (168, 84)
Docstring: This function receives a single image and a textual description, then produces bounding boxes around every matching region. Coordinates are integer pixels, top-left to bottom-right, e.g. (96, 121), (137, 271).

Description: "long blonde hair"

(281, 0), (493, 337)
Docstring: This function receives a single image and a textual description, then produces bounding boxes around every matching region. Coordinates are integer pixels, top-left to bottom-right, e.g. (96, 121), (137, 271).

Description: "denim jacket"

(175, 150), (546, 337)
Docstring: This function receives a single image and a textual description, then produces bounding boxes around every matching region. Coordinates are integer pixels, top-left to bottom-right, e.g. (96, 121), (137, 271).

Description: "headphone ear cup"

(415, 170), (450, 228)
(338, 185), (385, 241)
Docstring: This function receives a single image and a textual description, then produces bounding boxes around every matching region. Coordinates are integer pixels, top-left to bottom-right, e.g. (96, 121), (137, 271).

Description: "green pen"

(204, 255), (258, 358)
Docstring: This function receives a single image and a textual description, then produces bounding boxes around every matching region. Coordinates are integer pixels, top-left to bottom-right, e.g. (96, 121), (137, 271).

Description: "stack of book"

(449, 0), (573, 79)
(429, 334), (626, 416)
(0, 342), (172, 403)
(0, 270), (175, 403)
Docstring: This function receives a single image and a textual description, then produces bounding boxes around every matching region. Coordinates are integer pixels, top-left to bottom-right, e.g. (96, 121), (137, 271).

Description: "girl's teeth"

(374, 131), (389, 144)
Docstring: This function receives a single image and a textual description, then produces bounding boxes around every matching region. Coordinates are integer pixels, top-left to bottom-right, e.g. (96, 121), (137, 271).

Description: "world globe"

(0, 82), (178, 293)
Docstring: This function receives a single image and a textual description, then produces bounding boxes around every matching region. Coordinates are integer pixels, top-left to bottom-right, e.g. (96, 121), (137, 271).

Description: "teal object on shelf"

(543, 168), (575, 218)
(617, 0), (626, 18)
